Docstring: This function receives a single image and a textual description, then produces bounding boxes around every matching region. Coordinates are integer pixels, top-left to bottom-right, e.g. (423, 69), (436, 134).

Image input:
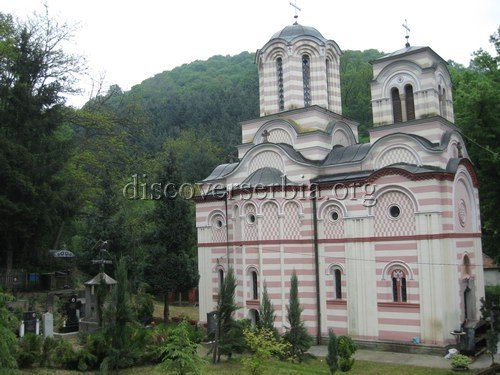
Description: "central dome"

(270, 23), (327, 43)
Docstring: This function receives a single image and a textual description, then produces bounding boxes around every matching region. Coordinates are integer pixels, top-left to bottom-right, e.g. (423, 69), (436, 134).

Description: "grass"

(5, 357), (462, 374)
(152, 300), (199, 321)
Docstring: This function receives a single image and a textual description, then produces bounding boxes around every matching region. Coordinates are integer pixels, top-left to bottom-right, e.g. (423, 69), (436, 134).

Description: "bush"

(337, 336), (357, 372)
(156, 320), (204, 375)
(242, 328), (291, 375)
(326, 330), (339, 374)
(0, 290), (20, 368)
(451, 354), (471, 369)
(17, 333), (43, 368)
(133, 284), (155, 325)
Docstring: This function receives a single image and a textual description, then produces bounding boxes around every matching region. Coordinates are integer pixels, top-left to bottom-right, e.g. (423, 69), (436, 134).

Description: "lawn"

(5, 358), (462, 374)
(153, 301), (199, 321)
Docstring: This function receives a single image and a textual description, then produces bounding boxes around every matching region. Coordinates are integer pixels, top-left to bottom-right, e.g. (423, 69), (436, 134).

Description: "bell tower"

(370, 46), (455, 126)
(256, 23), (342, 117)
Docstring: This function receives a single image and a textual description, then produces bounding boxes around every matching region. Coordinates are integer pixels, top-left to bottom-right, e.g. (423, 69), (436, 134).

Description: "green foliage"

(326, 330), (339, 375)
(144, 149), (199, 323)
(17, 333), (43, 368)
(212, 267), (244, 363)
(340, 49), (384, 139)
(451, 354), (471, 369)
(242, 328), (291, 375)
(258, 283), (277, 337)
(337, 336), (357, 372)
(450, 27), (500, 259)
(133, 283), (155, 325)
(480, 296), (500, 365)
(0, 290), (19, 368)
(156, 320), (204, 375)
(283, 271), (313, 362)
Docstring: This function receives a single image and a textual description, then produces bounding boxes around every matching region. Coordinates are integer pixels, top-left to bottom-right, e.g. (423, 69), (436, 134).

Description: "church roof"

(241, 167), (299, 188)
(322, 144), (371, 166)
(270, 23), (327, 43)
(312, 163), (447, 184)
(202, 162), (238, 181)
(372, 46), (447, 65)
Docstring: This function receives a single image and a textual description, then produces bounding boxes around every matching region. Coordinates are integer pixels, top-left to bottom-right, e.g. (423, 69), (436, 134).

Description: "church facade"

(195, 22), (484, 347)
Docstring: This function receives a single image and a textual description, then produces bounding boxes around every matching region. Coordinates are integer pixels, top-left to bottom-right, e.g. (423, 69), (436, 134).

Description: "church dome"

(270, 23), (327, 43)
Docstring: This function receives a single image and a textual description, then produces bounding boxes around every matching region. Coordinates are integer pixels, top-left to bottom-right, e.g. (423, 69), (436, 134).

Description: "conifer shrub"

(337, 335), (357, 372)
(326, 330), (339, 374)
(156, 319), (204, 374)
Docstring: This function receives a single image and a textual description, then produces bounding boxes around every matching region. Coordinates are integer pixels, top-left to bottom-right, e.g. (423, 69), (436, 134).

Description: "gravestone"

(60, 294), (81, 333)
(23, 311), (37, 334)
(207, 311), (218, 336)
(43, 312), (53, 338)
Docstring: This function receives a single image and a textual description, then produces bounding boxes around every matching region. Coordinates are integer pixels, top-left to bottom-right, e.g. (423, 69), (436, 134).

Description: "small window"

(247, 213), (256, 224)
(463, 254), (471, 277)
(326, 59), (332, 107)
(302, 54), (311, 107)
(405, 84), (415, 120)
(391, 269), (407, 302)
(330, 210), (339, 221)
(389, 205), (401, 219)
(215, 219), (223, 229)
(277, 57), (284, 111)
(391, 87), (402, 123)
(334, 269), (342, 299)
(218, 269), (224, 289)
(251, 271), (258, 300)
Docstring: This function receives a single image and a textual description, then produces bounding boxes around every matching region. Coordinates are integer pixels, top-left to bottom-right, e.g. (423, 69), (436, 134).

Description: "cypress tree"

(259, 282), (277, 336)
(283, 270), (313, 361)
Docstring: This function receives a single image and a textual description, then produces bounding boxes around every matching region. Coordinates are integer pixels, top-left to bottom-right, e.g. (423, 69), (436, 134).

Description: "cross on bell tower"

(289, 0), (301, 24)
(402, 19), (411, 47)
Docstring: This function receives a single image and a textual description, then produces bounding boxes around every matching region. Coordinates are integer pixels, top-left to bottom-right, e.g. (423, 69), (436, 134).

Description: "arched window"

(302, 54), (311, 107)
(405, 84), (415, 120)
(441, 88), (447, 118)
(391, 269), (407, 302)
(334, 269), (342, 299)
(251, 271), (258, 300)
(277, 57), (284, 111)
(326, 58), (332, 107)
(391, 87), (402, 123)
(218, 269), (224, 289)
(463, 254), (471, 278)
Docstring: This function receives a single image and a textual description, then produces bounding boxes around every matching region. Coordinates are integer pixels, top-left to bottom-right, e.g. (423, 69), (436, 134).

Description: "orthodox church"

(195, 19), (484, 347)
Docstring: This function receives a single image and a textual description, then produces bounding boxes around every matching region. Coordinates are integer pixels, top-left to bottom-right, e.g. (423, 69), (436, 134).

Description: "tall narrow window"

(391, 87), (402, 123)
(326, 59), (331, 107)
(441, 88), (447, 118)
(302, 54), (311, 107)
(251, 271), (258, 300)
(405, 84), (415, 120)
(391, 269), (407, 302)
(334, 269), (342, 299)
(218, 269), (224, 289)
(276, 57), (284, 111)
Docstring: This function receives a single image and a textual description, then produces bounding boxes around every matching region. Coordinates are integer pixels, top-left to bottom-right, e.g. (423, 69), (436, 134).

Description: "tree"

(258, 282), (277, 337)
(480, 296), (500, 366)
(157, 320), (204, 375)
(242, 328), (291, 375)
(283, 270), (313, 361)
(0, 289), (20, 368)
(0, 10), (83, 271)
(451, 27), (500, 259)
(212, 267), (240, 363)
(326, 330), (339, 375)
(145, 150), (199, 323)
(337, 336), (357, 372)
(101, 257), (136, 371)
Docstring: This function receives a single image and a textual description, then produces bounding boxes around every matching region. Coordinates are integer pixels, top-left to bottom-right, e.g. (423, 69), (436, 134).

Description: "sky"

(1, 0), (498, 107)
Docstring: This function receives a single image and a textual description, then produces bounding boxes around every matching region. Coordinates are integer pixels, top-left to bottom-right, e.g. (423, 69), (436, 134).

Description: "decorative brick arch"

(382, 260), (415, 281)
(372, 188), (417, 237)
(248, 150), (285, 174)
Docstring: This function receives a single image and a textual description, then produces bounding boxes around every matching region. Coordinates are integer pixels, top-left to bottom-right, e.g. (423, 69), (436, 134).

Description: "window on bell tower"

(391, 87), (402, 123)
(302, 54), (311, 107)
(405, 84), (415, 120)
(326, 58), (332, 107)
(276, 57), (284, 111)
